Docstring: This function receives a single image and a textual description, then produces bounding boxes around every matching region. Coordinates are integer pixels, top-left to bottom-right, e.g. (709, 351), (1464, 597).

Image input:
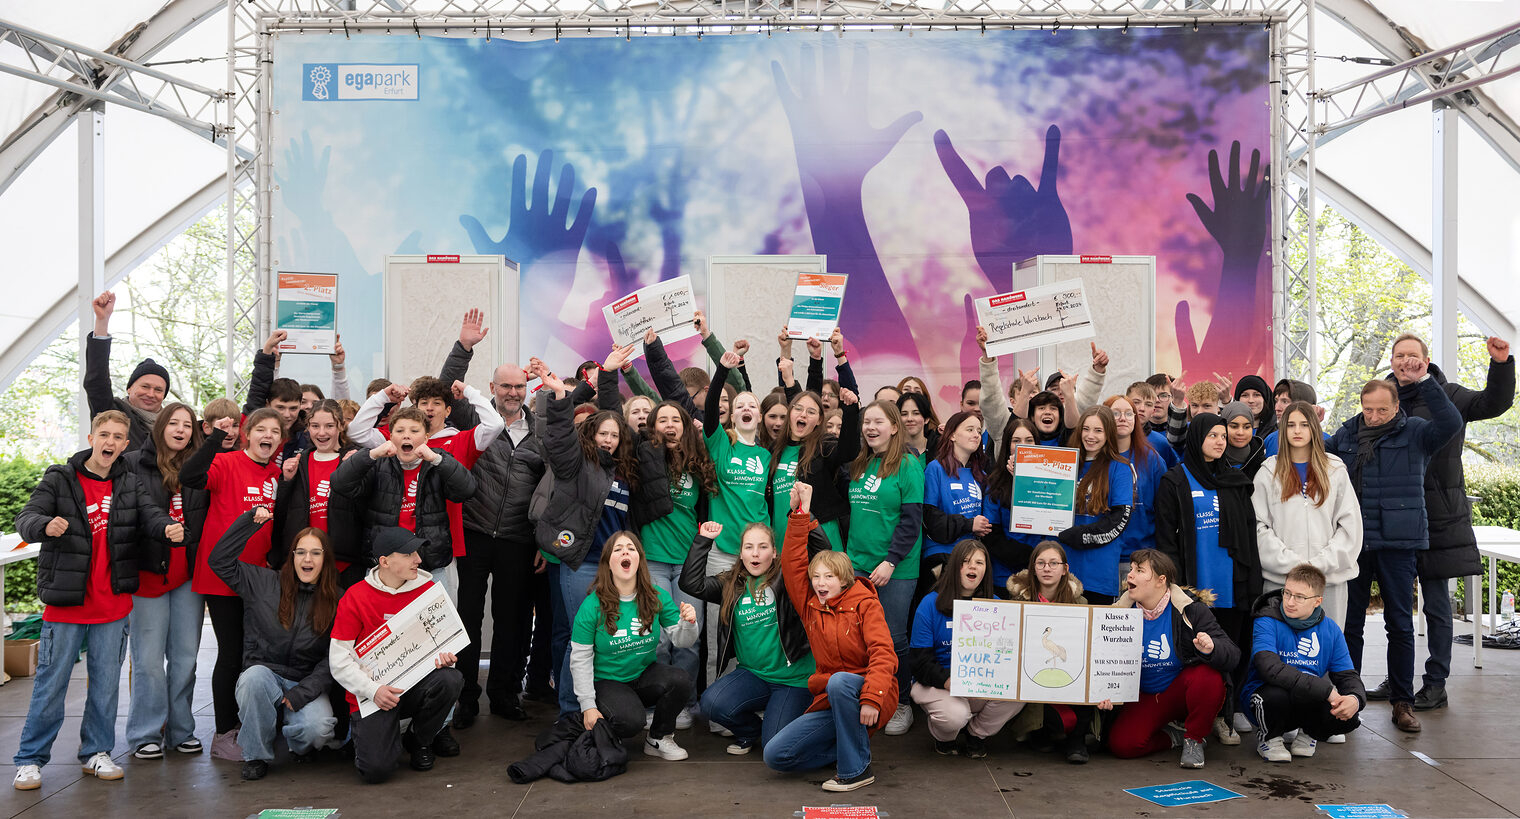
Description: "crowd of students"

(9, 291), (1515, 795)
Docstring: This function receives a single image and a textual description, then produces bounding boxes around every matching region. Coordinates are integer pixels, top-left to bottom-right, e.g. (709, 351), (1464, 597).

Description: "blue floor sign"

(1315, 805), (1408, 818)
(1124, 780), (1246, 807)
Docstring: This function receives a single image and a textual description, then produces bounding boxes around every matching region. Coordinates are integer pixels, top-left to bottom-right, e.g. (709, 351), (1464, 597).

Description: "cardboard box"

(5, 638), (38, 677)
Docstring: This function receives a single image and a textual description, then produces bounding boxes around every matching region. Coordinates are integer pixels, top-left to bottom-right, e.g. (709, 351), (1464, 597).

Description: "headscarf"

(1181, 413), (1261, 606)
(1218, 402), (1256, 465)
(1234, 374), (1275, 435)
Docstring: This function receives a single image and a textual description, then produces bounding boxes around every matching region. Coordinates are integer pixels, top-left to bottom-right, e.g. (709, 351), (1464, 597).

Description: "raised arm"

(697, 309), (747, 392)
(83, 293), (118, 418)
(679, 523), (727, 604)
(1414, 376), (1462, 454)
(781, 484), (817, 616)
(179, 426), (229, 490)
(347, 386), (399, 451)
(1454, 337), (1515, 423)
(244, 332), (285, 416)
(329, 334), (351, 401)
(210, 509), (278, 597)
(644, 330), (692, 406)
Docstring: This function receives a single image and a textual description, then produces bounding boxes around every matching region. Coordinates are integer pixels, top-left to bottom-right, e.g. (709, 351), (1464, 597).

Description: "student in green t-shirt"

(846, 399), (925, 738)
(569, 531), (698, 761)
(680, 519), (817, 755)
(704, 350), (771, 566)
(766, 388), (860, 553)
(637, 400), (717, 724)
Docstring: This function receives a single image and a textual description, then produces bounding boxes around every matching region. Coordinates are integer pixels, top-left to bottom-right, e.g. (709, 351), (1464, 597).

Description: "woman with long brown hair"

(569, 531), (698, 759)
(271, 399), (364, 587)
(1057, 405), (1135, 605)
(767, 388), (860, 550)
(211, 509), (342, 781)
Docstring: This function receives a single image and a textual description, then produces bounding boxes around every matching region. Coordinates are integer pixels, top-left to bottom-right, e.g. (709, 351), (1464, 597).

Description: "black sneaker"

(490, 702), (529, 721)
(409, 743), (436, 772)
(1412, 685), (1448, 711)
(241, 760), (269, 781)
(963, 733), (988, 759)
(934, 738), (960, 756)
(1065, 745), (1090, 765)
(1366, 677), (1392, 701)
(433, 726), (461, 757)
(524, 686), (557, 704)
(290, 750), (317, 764)
(821, 765), (875, 792)
(453, 700), (478, 730)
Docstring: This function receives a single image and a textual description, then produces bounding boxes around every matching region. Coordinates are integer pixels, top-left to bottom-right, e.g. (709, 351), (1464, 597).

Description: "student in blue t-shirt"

(1101, 395), (1167, 593)
(1055, 406), (1134, 605)
(1153, 413), (1260, 744)
(1242, 564), (1365, 762)
(920, 412), (993, 599)
(908, 540), (1023, 758)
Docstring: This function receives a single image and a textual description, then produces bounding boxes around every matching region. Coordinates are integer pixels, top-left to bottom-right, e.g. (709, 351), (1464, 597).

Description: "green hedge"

(1, 456), (47, 613)
(1459, 464), (1520, 614)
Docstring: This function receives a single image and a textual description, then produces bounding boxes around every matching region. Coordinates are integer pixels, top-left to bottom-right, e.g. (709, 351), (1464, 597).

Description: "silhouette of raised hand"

(459, 149), (597, 268)
(934, 126), (1072, 292)
(274, 133), (331, 227)
(1176, 141), (1270, 382)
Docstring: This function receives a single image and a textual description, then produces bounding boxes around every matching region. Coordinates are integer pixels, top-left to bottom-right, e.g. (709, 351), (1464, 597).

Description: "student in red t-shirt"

(272, 399), (363, 587)
(179, 407), (285, 758)
(329, 527), (464, 784)
(13, 411), (182, 791)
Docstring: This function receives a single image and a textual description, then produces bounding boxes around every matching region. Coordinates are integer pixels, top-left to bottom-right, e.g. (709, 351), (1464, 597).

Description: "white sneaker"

(709, 721), (734, 737)
(81, 752), (124, 781)
(1233, 711), (1254, 733)
(644, 734), (689, 761)
(1257, 736), (1291, 763)
(1327, 733), (1347, 744)
(1212, 716), (1241, 746)
(1290, 732), (1317, 757)
(210, 729), (242, 762)
(884, 703), (913, 736)
(13, 765), (41, 791)
(675, 708), (694, 730)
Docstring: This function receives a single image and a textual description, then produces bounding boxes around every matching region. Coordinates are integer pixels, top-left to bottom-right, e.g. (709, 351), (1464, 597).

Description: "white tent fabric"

(2, 0), (1518, 392)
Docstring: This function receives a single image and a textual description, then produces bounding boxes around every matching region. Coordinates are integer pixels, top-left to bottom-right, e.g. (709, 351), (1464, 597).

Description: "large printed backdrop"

(273, 28), (1271, 405)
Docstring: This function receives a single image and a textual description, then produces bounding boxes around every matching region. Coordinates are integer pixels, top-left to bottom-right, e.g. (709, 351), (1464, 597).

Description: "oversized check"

(602, 275), (700, 354)
(353, 583), (471, 716)
(974, 280), (1095, 357)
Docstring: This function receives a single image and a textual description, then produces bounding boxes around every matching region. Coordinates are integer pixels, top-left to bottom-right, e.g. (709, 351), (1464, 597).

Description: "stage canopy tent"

(2, 0), (1518, 394)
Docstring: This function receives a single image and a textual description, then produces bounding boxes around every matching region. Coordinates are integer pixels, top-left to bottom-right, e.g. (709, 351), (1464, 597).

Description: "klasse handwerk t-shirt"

(706, 429), (770, 555)
(847, 455), (924, 580)
(572, 586), (682, 683)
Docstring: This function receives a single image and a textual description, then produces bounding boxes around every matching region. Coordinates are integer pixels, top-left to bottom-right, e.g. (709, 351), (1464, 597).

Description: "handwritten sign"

(1315, 806), (1408, 819)
(1010, 445), (1079, 536)
(973, 280), (1095, 357)
(602, 275), (700, 354)
(951, 599), (1140, 704)
(352, 583), (470, 716)
(276, 272), (338, 354)
(1125, 781), (1244, 807)
(786, 273), (848, 340)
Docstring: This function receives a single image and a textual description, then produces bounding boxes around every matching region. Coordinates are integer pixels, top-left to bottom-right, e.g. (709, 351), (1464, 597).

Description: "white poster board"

(951, 598), (1141, 704)
(973, 281), (1096, 358)
(1021, 255), (1156, 395)
(602, 274), (700, 354)
(383, 254), (518, 390)
(352, 583), (471, 716)
(706, 254), (826, 377)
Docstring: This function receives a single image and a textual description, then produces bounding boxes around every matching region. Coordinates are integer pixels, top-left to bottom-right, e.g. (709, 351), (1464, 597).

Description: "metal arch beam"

(1292, 164), (1516, 342)
(0, 170), (233, 396)
(0, 0), (225, 198)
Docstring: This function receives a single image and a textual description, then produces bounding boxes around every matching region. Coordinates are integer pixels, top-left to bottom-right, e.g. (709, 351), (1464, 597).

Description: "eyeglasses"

(1111, 411), (1136, 420)
(1034, 561), (1066, 569)
(1281, 590), (1322, 603)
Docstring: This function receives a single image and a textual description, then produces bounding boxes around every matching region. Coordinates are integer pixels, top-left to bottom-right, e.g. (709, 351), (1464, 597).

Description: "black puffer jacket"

(16, 449), (173, 606)
(679, 529), (820, 674)
(1114, 584), (1240, 675)
(438, 340), (540, 541)
(211, 511), (334, 710)
(1389, 359), (1516, 578)
(270, 447), (363, 573)
(330, 450), (477, 571)
(127, 438), (209, 576)
(82, 332), (155, 451)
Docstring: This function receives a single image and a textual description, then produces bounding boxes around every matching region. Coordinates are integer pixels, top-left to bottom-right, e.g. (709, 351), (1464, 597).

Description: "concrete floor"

(1, 614), (1516, 818)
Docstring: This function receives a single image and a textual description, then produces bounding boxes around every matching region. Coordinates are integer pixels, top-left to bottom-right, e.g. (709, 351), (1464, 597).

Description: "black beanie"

(127, 358), (171, 391)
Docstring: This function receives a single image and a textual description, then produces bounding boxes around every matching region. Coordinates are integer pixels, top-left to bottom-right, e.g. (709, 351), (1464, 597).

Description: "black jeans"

(350, 668), (464, 784)
(1248, 683), (1360, 741)
(204, 594), (244, 734)
(525, 568), (553, 692)
(1345, 549), (1418, 704)
(1212, 606), (1252, 719)
(593, 662), (692, 739)
(456, 530), (537, 710)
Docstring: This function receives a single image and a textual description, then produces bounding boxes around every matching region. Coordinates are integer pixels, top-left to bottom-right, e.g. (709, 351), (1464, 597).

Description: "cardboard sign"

(950, 599), (1141, 704)
(602, 275), (700, 354)
(276, 272), (338, 354)
(973, 280), (1095, 357)
(1009, 445), (1079, 537)
(352, 583), (470, 717)
(1124, 781), (1245, 807)
(786, 272), (848, 340)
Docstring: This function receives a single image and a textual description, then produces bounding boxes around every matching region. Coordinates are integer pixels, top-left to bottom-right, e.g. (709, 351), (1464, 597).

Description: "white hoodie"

(1252, 455), (1364, 585)
(328, 566), (436, 703)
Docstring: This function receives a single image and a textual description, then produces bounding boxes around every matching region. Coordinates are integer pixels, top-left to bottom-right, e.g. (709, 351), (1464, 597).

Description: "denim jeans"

(763, 671), (871, 779)
(1345, 549), (1418, 704)
(126, 583), (204, 749)
(14, 617), (129, 767)
(234, 665), (337, 762)
(556, 558), (600, 717)
(874, 577), (914, 704)
(1419, 574), (1453, 688)
(704, 550), (739, 690)
(701, 666), (812, 746)
(646, 560), (703, 705)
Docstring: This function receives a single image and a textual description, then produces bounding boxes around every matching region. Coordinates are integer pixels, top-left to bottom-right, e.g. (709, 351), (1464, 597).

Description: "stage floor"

(2, 613), (1516, 818)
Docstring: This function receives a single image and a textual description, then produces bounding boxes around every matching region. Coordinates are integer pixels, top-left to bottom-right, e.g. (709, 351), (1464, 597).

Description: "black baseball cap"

(372, 527), (427, 559)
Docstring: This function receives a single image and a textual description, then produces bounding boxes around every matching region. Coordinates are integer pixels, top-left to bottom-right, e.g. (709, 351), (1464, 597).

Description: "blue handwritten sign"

(1124, 781), (1244, 807)
(1315, 805), (1408, 818)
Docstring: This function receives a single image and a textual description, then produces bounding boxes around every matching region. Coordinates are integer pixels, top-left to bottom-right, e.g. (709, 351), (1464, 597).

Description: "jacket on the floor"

(330, 448), (477, 571)
(780, 513), (898, 728)
(1389, 359), (1515, 577)
(128, 437), (209, 576)
(679, 527), (823, 673)
(507, 716), (628, 784)
(211, 510), (333, 711)
(1250, 455), (1363, 587)
(1240, 589), (1365, 712)
(1113, 584), (1239, 675)
(16, 449), (173, 606)
(1326, 376), (1461, 552)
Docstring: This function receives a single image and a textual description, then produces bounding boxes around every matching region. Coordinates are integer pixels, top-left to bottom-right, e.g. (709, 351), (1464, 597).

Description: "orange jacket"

(782, 512), (899, 729)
